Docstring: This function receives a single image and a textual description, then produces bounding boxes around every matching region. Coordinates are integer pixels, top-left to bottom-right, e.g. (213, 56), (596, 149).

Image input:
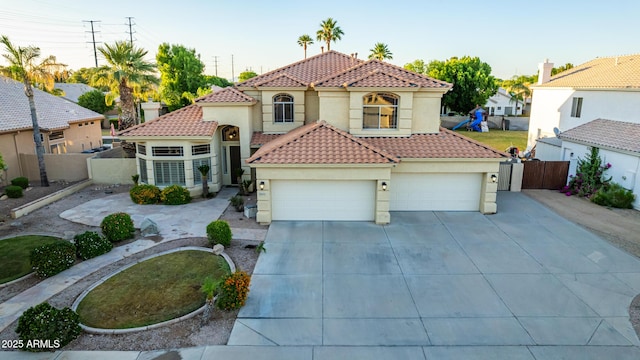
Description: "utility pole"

(83, 20), (101, 67)
(125, 17), (135, 47)
(231, 54), (235, 82)
(213, 56), (219, 76)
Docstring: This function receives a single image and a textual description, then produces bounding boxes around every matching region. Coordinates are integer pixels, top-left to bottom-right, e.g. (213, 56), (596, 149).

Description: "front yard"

(455, 130), (527, 153)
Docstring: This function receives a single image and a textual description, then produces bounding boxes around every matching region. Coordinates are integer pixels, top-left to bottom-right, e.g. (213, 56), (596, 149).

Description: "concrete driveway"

(228, 192), (640, 359)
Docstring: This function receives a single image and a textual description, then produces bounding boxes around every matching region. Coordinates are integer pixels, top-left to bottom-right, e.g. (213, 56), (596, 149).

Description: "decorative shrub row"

(5, 185), (23, 198)
(11, 176), (29, 189)
(100, 212), (135, 243)
(74, 231), (113, 260)
(591, 183), (636, 209)
(16, 302), (81, 352)
(207, 220), (232, 246)
(161, 184), (192, 205)
(30, 242), (76, 278)
(216, 271), (251, 310)
(129, 184), (161, 204)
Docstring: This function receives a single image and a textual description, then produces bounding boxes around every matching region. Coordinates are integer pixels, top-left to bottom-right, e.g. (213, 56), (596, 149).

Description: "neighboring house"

(53, 82), (97, 103)
(0, 76), (104, 182)
(528, 55), (640, 149)
(119, 51), (507, 224)
(485, 87), (523, 116)
(559, 119), (640, 210)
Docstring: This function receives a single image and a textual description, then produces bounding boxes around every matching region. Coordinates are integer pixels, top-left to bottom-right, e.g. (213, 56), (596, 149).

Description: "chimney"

(537, 59), (554, 85)
(141, 100), (161, 121)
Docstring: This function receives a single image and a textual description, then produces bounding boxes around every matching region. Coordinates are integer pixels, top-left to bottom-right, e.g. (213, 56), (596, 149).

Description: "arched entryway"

(221, 125), (242, 185)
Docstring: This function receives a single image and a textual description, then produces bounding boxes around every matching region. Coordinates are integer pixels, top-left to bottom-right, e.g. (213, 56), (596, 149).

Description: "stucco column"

(480, 172), (498, 214)
(375, 179), (390, 224)
(255, 179), (272, 224)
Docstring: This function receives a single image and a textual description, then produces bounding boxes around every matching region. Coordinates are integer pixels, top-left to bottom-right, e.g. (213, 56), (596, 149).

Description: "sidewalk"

(0, 187), (266, 332)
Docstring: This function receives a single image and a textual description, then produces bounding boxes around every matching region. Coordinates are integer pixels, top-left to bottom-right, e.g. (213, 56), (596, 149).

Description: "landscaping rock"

(10, 221), (22, 228)
(140, 217), (159, 237)
(212, 244), (224, 255)
(64, 231), (76, 241)
(0, 195), (7, 200)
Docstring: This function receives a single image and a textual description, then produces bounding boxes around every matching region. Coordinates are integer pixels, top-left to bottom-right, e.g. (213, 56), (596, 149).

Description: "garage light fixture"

(381, 182), (388, 191)
(259, 181), (265, 190)
(491, 174), (497, 183)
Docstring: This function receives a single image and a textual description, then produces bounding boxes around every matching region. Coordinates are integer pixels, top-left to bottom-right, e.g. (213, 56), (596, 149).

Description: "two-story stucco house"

(119, 51), (507, 224)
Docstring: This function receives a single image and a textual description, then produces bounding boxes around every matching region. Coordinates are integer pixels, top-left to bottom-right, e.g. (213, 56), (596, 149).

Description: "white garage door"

(390, 173), (482, 211)
(271, 180), (376, 221)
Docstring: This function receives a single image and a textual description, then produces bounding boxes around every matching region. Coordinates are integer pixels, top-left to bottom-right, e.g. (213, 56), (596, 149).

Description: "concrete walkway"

(0, 187), (267, 333)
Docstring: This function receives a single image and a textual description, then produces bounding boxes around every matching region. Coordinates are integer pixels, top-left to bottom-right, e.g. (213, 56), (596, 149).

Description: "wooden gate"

(522, 161), (569, 190)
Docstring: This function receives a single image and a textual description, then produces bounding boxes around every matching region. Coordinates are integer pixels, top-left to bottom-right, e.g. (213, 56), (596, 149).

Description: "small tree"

(562, 147), (612, 197)
(200, 276), (222, 324)
(197, 164), (210, 198)
(238, 70), (258, 83)
(77, 89), (114, 114)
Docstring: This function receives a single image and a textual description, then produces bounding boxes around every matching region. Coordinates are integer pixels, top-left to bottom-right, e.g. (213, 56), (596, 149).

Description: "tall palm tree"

(297, 34), (314, 59)
(93, 41), (158, 131)
(502, 75), (532, 117)
(316, 18), (344, 51)
(369, 43), (393, 61)
(1, 35), (62, 186)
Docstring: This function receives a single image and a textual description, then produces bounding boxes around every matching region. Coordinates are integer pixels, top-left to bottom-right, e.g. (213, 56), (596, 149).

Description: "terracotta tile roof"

(118, 104), (217, 137)
(253, 73), (307, 88)
(313, 59), (452, 90)
(363, 128), (508, 159)
(247, 121), (399, 164)
(536, 54), (640, 89)
(251, 132), (283, 147)
(237, 51), (363, 88)
(0, 76), (103, 133)
(195, 87), (256, 103)
(559, 119), (640, 154)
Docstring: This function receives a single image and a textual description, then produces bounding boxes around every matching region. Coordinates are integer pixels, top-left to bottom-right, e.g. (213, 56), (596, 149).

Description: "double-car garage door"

(270, 173), (482, 221)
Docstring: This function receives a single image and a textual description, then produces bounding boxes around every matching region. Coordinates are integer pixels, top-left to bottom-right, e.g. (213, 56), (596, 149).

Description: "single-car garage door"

(271, 180), (376, 221)
(390, 173), (482, 211)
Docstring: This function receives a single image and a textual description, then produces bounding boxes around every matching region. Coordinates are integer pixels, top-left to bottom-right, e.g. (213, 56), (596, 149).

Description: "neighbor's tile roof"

(251, 132), (282, 147)
(118, 104), (217, 137)
(54, 82), (96, 103)
(237, 51), (361, 88)
(247, 121), (399, 164)
(559, 119), (640, 154)
(195, 87), (256, 103)
(536, 54), (640, 89)
(0, 76), (103, 133)
(314, 60), (452, 89)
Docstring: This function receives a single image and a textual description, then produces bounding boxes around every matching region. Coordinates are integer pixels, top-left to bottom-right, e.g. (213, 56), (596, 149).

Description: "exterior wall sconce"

(381, 182), (388, 191)
(259, 181), (265, 190)
(491, 174), (498, 183)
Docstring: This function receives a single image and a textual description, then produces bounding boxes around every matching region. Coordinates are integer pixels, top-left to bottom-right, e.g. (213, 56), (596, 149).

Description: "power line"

(125, 17), (135, 47)
(83, 20), (101, 67)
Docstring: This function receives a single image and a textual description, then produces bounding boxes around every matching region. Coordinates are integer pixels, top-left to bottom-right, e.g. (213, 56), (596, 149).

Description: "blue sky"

(1, 0), (639, 80)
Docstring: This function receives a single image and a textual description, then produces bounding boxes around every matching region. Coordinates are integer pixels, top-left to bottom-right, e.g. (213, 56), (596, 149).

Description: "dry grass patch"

(76, 250), (229, 329)
(0, 235), (67, 283)
(455, 130), (528, 153)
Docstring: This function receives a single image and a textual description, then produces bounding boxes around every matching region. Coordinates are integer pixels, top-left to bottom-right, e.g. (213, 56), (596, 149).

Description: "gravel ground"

(0, 183), (259, 351)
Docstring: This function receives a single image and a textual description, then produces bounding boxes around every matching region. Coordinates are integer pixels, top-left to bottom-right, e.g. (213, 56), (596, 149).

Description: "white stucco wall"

(535, 141), (562, 161)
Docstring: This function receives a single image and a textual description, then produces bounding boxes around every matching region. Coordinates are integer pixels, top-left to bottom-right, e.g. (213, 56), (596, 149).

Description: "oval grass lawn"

(0, 235), (67, 283)
(76, 250), (230, 329)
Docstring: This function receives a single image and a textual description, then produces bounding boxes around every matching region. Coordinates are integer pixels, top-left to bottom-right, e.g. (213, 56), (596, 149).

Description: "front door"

(230, 146), (241, 184)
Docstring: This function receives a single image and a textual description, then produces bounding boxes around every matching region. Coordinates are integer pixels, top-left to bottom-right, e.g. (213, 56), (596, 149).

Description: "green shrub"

(129, 184), (161, 204)
(16, 302), (81, 352)
(160, 184), (191, 205)
(591, 183), (636, 209)
(30, 242), (76, 278)
(206, 220), (232, 246)
(11, 176), (29, 189)
(100, 212), (135, 243)
(74, 231), (113, 260)
(5, 185), (23, 198)
(216, 271), (251, 310)
(229, 195), (244, 211)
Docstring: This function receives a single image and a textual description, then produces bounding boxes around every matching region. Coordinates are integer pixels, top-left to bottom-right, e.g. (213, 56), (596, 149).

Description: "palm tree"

(316, 18), (344, 51)
(93, 41), (158, 131)
(369, 43), (393, 61)
(502, 75), (532, 117)
(1, 35), (63, 186)
(297, 34), (314, 59)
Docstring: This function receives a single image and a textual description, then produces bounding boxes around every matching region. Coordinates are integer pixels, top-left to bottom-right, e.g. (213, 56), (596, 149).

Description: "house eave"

(560, 138), (640, 157)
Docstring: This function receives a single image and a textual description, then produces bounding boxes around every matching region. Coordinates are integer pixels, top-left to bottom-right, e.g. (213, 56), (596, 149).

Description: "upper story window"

(192, 144), (211, 155)
(363, 93), (398, 129)
(273, 94), (294, 123)
(571, 97), (583, 118)
(152, 146), (183, 156)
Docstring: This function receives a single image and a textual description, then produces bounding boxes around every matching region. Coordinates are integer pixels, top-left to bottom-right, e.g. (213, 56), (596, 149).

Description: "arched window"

(273, 94), (294, 123)
(363, 93), (398, 129)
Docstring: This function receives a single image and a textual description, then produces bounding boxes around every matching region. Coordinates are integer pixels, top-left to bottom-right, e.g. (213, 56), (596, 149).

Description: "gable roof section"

(251, 132), (283, 147)
(0, 76), (103, 133)
(247, 121), (399, 164)
(363, 128), (508, 159)
(54, 82), (97, 103)
(118, 104), (217, 137)
(238, 51), (361, 88)
(313, 59), (452, 90)
(559, 119), (640, 154)
(195, 87), (256, 103)
(536, 54), (640, 89)
(253, 73), (307, 88)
